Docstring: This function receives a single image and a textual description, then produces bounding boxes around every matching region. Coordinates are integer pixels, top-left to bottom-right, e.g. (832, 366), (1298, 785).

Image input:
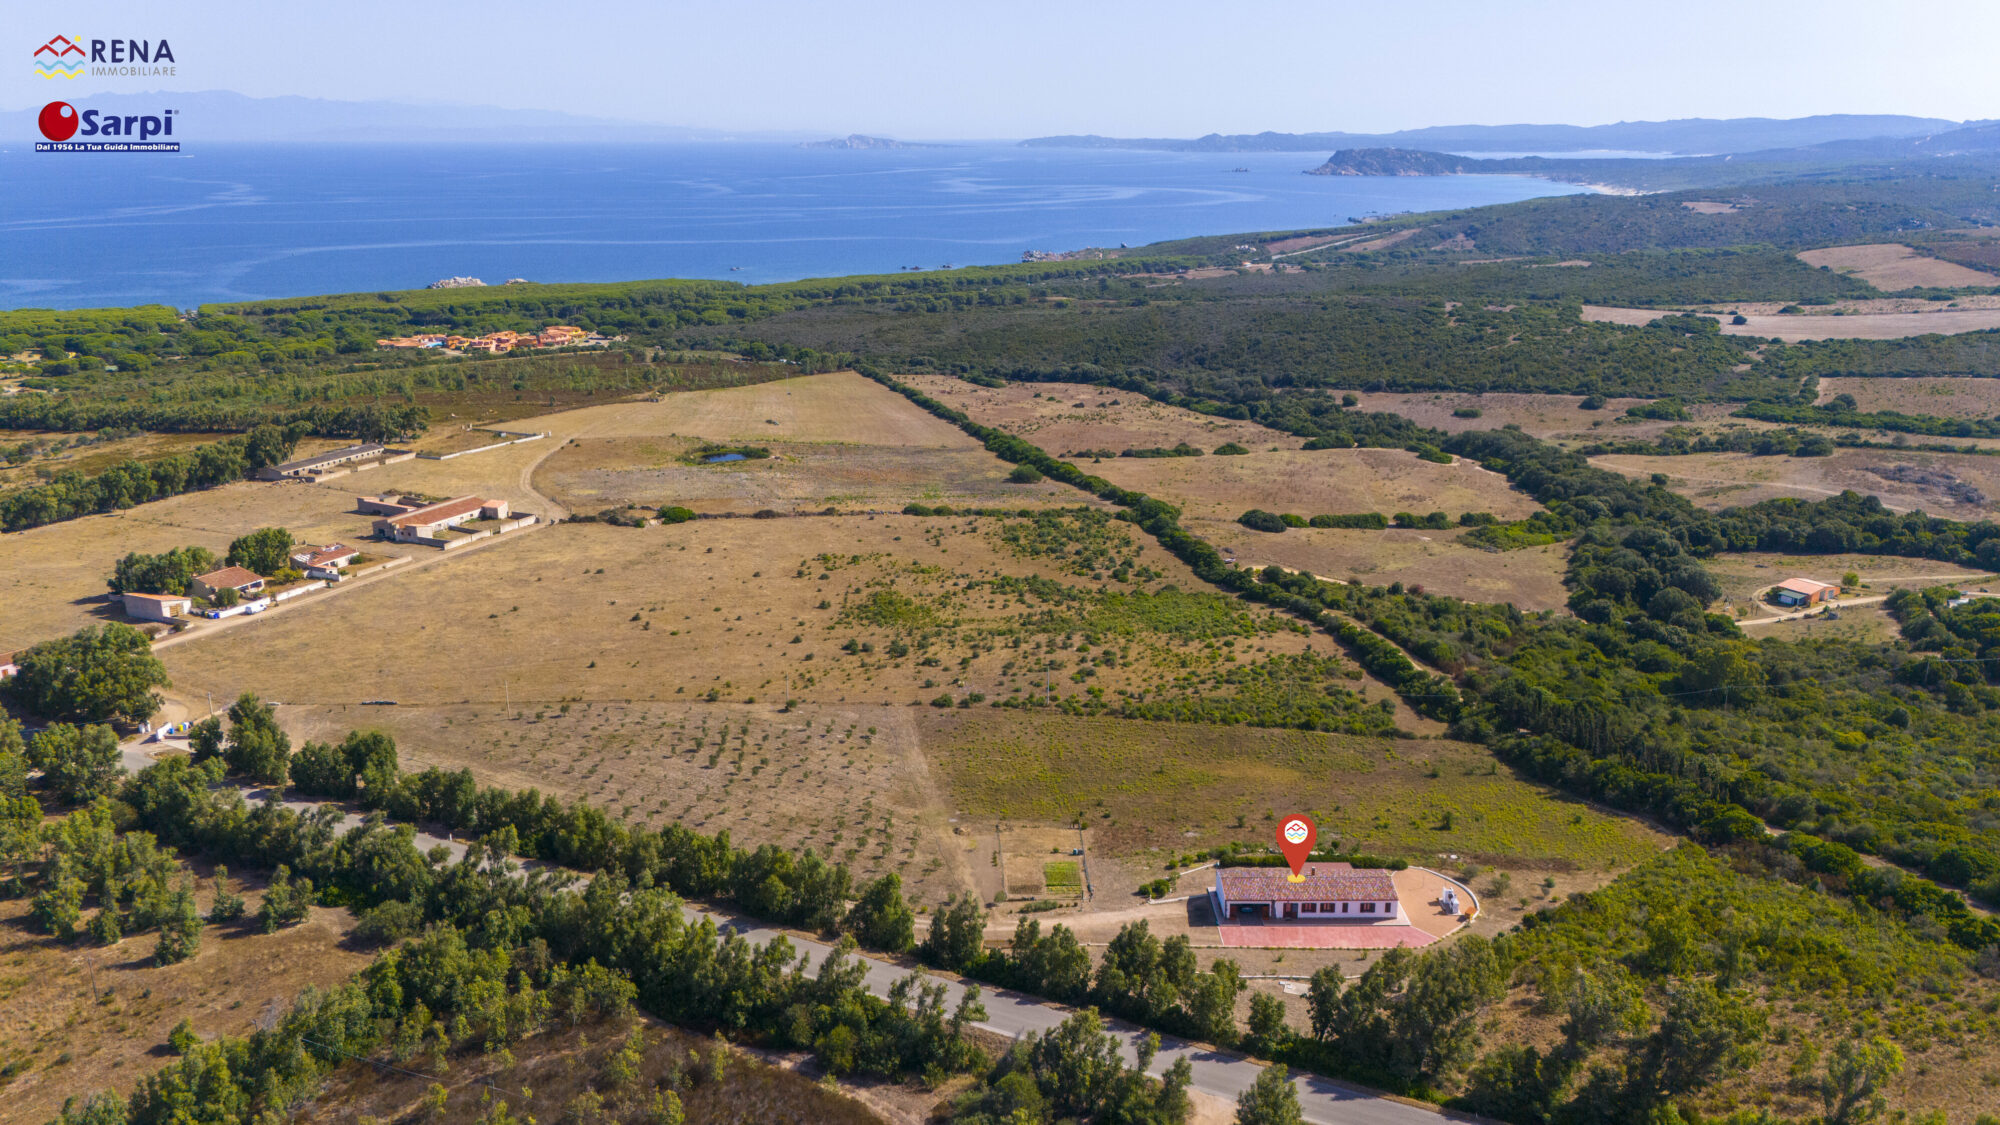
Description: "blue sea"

(0, 143), (1587, 310)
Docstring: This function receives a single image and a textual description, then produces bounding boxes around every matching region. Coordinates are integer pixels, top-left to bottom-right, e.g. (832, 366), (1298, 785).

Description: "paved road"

(111, 737), (1451, 1125)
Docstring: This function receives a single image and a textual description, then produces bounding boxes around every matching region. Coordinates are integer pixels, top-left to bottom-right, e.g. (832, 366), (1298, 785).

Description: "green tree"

(258, 864), (314, 932)
(54, 1093), (128, 1125)
(225, 526), (295, 576)
(921, 891), (988, 970)
(1235, 1063), (1302, 1125)
(1822, 1036), (1903, 1125)
(31, 861), (86, 940)
(187, 716), (224, 764)
(1027, 1008), (1126, 1121)
(844, 872), (916, 952)
(343, 729), (400, 803)
(0, 716), (25, 799)
(9, 623), (169, 724)
(86, 906), (122, 945)
(207, 865), (246, 923)
(154, 881), (202, 965)
(1247, 992), (1292, 1054)
(27, 723), (122, 805)
(1384, 937), (1507, 1085)
(1306, 965), (1343, 1041)
(109, 545), (218, 595)
(1631, 980), (1766, 1105)
(224, 693), (290, 784)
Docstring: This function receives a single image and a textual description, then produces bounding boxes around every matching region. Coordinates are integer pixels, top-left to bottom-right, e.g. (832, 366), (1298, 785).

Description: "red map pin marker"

(1277, 814), (1316, 882)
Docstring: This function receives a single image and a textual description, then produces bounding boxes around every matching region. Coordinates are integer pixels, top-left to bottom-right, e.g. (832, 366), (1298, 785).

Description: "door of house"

(1283, 902), (1298, 919)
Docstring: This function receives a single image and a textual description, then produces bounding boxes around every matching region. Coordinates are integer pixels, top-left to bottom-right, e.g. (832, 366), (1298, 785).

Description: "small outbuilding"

(0, 652), (17, 680)
(1213, 863), (1401, 921)
(1772, 577), (1838, 608)
(189, 566), (267, 602)
(122, 591), (193, 622)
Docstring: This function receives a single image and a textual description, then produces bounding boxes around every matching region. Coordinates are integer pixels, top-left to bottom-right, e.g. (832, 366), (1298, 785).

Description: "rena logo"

(38, 101), (177, 142)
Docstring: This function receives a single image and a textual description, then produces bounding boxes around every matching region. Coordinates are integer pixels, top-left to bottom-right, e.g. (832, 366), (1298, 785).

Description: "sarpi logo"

(36, 100), (179, 151)
(33, 35), (84, 79)
(33, 34), (176, 78)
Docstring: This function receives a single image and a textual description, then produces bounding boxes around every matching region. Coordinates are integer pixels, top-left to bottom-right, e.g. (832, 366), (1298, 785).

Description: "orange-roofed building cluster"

(374, 325), (597, 352)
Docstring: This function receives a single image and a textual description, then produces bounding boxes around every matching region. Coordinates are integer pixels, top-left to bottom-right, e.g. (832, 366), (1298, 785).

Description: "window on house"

(1361, 902), (1376, 913)
(1321, 903), (1336, 912)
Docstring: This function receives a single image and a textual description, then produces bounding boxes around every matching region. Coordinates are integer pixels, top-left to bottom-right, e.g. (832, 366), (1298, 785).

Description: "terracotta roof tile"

(1215, 863), (1397, 902)
(193, 566), (264, 589)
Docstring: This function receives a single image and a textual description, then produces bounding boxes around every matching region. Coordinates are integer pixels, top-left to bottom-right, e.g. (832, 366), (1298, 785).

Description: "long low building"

(1213, 862), (1401, 922)
(361, 493), (533, 546)
(258, 443), (414, 481)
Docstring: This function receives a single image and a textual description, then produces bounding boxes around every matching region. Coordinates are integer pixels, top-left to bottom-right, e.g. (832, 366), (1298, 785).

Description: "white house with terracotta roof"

(289, 543), (360, 580)
(1213, 863), (1401, 921)
(0, 652), (17, 680)
(189, 566), (266, 602)
(122, 591), (193, 622)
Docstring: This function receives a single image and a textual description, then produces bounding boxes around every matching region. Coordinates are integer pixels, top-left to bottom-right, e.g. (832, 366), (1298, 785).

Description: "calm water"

(0, 143), (1587, 310)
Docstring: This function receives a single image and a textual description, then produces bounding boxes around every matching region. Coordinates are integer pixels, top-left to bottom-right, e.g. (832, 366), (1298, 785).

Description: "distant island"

(1305, 148), (1482, 177)
(800, 134), (948, 150)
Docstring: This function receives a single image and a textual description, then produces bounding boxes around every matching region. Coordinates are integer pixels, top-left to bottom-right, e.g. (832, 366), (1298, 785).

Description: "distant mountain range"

(1024, 115), (1970, 155)
(1303, 123), (2000, 191)
(0, 90), (822, 144)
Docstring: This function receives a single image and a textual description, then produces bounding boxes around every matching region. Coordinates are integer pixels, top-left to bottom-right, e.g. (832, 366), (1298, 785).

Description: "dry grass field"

(280, 698), (978, 905)
(158, 515), (1331, 711)
(1337, 392), (1656, 438)
(1086, 447), (1541, 523)
(1581, 302), (2000, 341)
(536, 435), (1079, 515)
(1208, 523), (1571, 611)
(0, 875), (369, 1124)
(918, 710), (1670, 869)
(1797, 242), (2000, 289)
(1817, 375), (2000, 419)
(897, 374), (1302, 454)
(1589, 447), (2000, 517)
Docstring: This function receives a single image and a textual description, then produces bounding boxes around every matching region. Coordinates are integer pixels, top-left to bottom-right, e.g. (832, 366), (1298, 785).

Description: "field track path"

(107, 740), (1459, 1125)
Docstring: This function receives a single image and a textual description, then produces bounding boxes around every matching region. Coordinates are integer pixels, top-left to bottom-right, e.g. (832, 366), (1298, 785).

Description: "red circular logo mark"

(39, 101), (78, 141)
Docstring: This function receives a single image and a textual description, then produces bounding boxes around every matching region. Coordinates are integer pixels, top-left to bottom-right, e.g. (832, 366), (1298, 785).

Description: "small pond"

(705, 452), (747, 463)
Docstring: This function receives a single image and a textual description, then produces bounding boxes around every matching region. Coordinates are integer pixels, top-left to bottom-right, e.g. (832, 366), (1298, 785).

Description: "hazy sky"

(15, 0), (2000, 137)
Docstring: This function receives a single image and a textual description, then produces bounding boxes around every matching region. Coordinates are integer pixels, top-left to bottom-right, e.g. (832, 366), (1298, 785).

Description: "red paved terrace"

(1217, 922), (1436, 950)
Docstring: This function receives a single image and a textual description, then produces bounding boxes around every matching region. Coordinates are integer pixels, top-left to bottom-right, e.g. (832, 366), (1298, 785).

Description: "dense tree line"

(0, 396), (425, 440)
(0, 424), (300, 532)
